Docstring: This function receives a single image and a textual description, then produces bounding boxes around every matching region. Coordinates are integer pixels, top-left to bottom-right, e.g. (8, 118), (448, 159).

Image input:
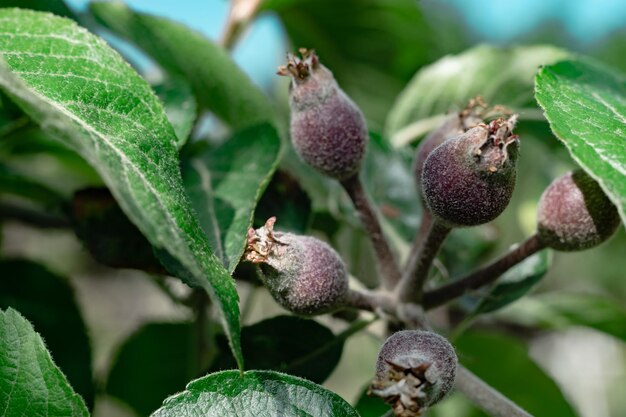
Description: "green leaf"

(89, 1), (274, 130)
(151, 370), (360, 417)
(508, 293), (626, 343)
(472, 249), (551, 315)
(0, 9), (243, 368)
(106, 322), (200, 416)
(264, 0), (434, 126)
(183, 123), (281, 273)
(0, 307), (89, 417)
(456, 331), (577, 417)
(211, 315), (343, 384)
(386, 45), (569, 145)
(152, 78), (197, 148)
(535, 58), (626, 223)
(70, 188), (163, 271)
(354, 385), (389, 417)
(0, 259), (94, 409)
(0, 0), (77, 20)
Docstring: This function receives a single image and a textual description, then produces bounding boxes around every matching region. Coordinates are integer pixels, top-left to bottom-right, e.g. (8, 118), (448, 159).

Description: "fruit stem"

(345, 289), (395, 314)
(455, 365), (534, 417)
(422, 233), (546, 310)
(397, 220), (451, 303)
(340, 174), (402, 289)
(402, 210), (432, 272)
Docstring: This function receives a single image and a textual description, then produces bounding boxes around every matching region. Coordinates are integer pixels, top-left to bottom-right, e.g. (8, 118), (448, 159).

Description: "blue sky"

(65, 0), (626, 88)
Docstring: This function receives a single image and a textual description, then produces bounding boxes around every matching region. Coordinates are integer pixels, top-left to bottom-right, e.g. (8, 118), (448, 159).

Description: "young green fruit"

(421, 115), (519, 227)
(370, 330), (457, 416)
(537, 170), (620, 251)
(278, 49), (368, 180)
(244, 217), (348, 315)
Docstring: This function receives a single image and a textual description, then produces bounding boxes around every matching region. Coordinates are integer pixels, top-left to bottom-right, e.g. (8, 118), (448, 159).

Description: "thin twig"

(455, 365), (533, 417)
(422, 234), (545, 310)
(397, 220), (451, 302)
(340, 175), (402, 289)
(220, 0), (264, 49)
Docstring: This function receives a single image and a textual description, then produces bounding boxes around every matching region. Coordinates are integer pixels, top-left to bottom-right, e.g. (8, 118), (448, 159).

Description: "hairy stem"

(397, 220), (451, 302)
(455, 365), (533, 417)
(403, 209), (432, 271)
(341, 175), (401, 289)
(345, 289), (395, 314)
(423, 234), (545, 310)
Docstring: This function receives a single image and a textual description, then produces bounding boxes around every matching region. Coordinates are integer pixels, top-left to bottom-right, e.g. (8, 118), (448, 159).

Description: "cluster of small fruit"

(244, 49), (620, 416)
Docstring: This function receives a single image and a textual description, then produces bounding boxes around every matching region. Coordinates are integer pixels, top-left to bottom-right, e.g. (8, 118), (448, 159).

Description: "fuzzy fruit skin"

(421, 122), (518, 227)
(371, 330), (457, 415)
(287, 59), (368, 180)
(413, 115), (465, 194)
(259, 233), (349, 315)
(537, 170), (620, 251)
(413, 112), (483, 194)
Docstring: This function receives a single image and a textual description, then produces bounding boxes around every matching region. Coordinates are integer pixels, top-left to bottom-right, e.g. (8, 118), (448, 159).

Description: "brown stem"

(455, 366), (534, 417)
(340, 175), (401, 289)
(403, 209), (432, 271)
(423, 234), (546, 310)
(220, 0), (264, 49)
(344, 289), (395, 314)
(397, 220), (451, 302)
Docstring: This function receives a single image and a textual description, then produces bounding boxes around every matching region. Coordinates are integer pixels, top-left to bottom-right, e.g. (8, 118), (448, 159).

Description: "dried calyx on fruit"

(244, 217), (349, 315)
(369, 330), (457, 417)
(421, 115), (519, 227)
(537, 170), (620, 251)
(278, 48), (368, 180)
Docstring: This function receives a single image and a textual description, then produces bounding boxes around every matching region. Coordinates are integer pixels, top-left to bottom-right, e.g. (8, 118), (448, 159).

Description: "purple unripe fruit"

(413, 99), (485, 194)
(537, 170), (620, 251)
(421, 116), (519, 227)
(370, 330), (457, 416)
(244, 217), (348, 315)
(279, 49), (368, 180)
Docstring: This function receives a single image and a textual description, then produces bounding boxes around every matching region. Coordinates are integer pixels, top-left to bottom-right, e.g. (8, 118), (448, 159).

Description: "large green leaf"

(386, 45), (568, 145)
(89, 1), (274, 130)
(471, 249), (551, 315)
(535, 58), (626, 223)
(183, 123), (281, 273)
(106, 322), (199, 417)
(264, 0), (435, 127)
(0, 259), (94, 409)
(152, 78), (197, 148)
(456, 331), (577, 417)
(0, 9), (243, 368)
(0, 307), (89, 417)
(211, 315), (344, 384)
(151, 370), (360, 417)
